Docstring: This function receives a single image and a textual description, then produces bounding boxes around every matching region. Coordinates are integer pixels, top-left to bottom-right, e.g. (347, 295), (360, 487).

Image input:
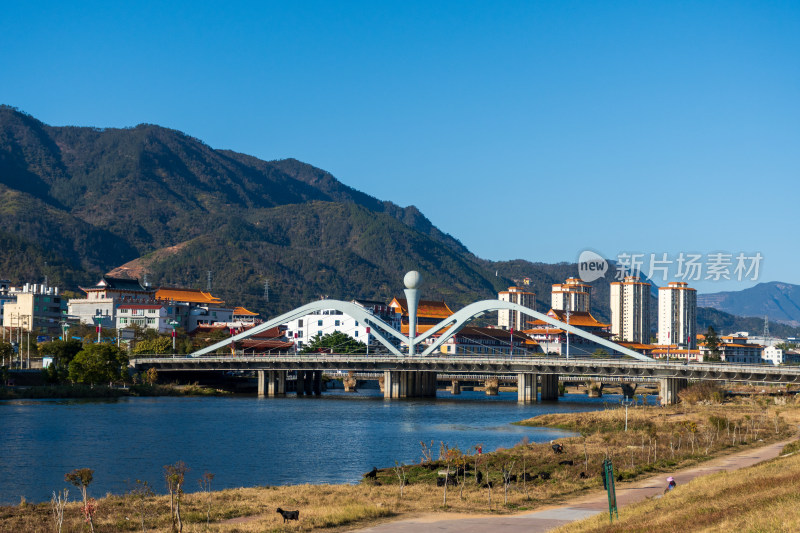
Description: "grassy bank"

(0, 383), (227, 400)
(1, 397), (795, 532)
(555, 439), (800, 532)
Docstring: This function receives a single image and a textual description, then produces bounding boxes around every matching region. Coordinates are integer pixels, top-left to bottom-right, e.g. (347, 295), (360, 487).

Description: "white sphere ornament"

(404, 271), (422, 290)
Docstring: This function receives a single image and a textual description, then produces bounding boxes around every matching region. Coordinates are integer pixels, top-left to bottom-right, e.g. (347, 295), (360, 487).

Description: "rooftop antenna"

(207, 270), (212, 291)
(264, 279), (270, 303)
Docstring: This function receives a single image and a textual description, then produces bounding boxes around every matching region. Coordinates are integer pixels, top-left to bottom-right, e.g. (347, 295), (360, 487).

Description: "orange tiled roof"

(389, 297), (453, 319)
(233, 306), (259, 316)
(156, 287), (225, 305)
(529, 310), (609, 329)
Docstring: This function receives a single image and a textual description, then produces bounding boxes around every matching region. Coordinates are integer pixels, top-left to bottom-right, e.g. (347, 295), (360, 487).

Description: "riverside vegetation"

(1, 383), (798, 532)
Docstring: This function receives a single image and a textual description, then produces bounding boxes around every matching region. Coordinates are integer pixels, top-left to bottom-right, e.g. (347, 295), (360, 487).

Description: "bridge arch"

(191, 300), (410, 357)
(415, 300), (653, 361)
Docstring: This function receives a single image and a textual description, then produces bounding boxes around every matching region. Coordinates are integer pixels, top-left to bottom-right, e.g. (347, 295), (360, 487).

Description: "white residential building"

(657, 282), (697, 349)
(497, 286), (536, 331)
(551, 278), (591, 313)
(116, 304), (172, 334)
(609, 276), (651, 343)
(283, 299), (400, 350)
(762, 345), (785, 366)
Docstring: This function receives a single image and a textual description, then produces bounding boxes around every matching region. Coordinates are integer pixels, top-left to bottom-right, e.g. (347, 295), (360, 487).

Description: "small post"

(602, 458), (618, 523)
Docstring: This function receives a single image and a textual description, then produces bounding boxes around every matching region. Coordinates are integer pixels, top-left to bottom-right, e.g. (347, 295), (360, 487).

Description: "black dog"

(538, 471), (551, 480)
(364, 467), (378, 479)
(277, 508), (299, 523)
(551, 443), (564, 454)
(559, 460), (574, 466)
(579, 472), (588, 479)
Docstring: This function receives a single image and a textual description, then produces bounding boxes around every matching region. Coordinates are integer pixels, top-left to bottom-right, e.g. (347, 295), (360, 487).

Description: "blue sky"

(2, 1), (798, 292)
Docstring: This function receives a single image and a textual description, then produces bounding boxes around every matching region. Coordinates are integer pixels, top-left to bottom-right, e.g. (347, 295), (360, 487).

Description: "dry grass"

(2, 398), (795, 532)
(555, 442), (800, 532)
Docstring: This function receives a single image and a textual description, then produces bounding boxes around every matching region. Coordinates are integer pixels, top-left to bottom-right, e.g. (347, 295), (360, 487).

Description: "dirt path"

(353, 437), (794, 533)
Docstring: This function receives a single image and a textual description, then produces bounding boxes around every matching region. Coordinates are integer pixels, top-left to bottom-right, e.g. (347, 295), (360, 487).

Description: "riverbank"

(1, 393), (795, 532)
(555, 438), (800, 532)
(0, 382), (228, 400)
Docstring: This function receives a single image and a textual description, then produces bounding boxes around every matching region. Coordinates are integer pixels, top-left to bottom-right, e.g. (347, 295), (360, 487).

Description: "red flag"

(366, 327), (371, 334)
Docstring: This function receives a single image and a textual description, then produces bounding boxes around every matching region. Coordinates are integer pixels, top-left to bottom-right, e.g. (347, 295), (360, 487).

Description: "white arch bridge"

(131, 298), (800, 405)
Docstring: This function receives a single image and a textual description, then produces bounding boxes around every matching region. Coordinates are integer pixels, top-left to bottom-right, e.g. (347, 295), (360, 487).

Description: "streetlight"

(622, 395), (634, 432)
(92, 316), (102, 343)
(169, 320), (180, 352)
(60, 321), (70, 342)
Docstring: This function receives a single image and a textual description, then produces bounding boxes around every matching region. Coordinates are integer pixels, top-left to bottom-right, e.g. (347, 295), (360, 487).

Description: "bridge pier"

(517, 373), (537, 403)
(258, 370), (287, 397)
(660, 378), (688, 405)
(450, 380), (461, 395)
(541, 374), (559, 401)
(384, 371), (437, 399)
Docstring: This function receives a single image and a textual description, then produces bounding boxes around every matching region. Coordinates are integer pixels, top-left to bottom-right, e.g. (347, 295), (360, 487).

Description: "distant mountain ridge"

(2, 105), (799, 339)
(698, 282), (800, 327)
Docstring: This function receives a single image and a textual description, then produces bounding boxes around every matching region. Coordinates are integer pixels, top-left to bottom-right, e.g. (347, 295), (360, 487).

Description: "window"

(318, 320), (323, 326)
(355, 331), (359, 337)
(355, 321), (358, 326)
(335, 320), (340, 327)
(298, 319), (304, 327)
(298, 330), (303, 337)
(317, 330), (322, 336)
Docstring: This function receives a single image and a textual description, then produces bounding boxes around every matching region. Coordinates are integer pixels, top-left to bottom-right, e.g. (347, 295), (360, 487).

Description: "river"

(0, 390), (624, 504)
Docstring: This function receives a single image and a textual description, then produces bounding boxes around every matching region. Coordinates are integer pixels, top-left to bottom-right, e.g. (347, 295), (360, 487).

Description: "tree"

(128, 480), (154, 533)
(198, 471), (215, 528)
(704, 326), (722, 361)
(301, 331), (367, 354)
(68, 344), (129, 385)
(164, 461), (189, 533)
(0, 341), (13, 365)
(65, 468), (96, 533)
(39, 339), (83, 383)
(133, 336), (173, 355)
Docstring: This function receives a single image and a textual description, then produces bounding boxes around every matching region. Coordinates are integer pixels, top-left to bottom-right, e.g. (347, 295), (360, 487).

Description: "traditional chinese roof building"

(389, 297), (453, 335)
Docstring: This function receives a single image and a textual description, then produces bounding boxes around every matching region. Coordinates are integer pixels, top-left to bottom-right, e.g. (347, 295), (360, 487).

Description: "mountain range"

(1, 105), (798, 338)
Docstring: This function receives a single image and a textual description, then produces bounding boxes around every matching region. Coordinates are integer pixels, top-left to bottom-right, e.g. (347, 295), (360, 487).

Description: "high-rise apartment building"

(610, 276), (651, 343)
(551, 278), (591, 313)
(498, 286), (536, 331)
(658, 281), (697, 348)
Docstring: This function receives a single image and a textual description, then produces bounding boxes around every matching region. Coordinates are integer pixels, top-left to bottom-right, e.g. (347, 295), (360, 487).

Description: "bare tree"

(51, 489), (68, 533)
(164, 462), (189, 532)
(501, 460), (516, 505)
(198, 472), (215, 528)
(129, 480), (154, 533)
(392, 462), (408, 499)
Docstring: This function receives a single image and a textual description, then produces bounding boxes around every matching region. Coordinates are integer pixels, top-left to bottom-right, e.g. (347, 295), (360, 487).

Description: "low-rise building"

(424, 326), (540, 356)
(524, 309), (614, 356)
(116, 304), (172, 334)
(762, 345), (785, 366)
(2, 282), (65, 333)
(699, 335), (763, 364)
(68, 276), (155, 328)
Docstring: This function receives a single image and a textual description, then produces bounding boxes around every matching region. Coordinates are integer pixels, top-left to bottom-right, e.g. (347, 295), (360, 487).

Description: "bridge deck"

(131, 355), (800, 384)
